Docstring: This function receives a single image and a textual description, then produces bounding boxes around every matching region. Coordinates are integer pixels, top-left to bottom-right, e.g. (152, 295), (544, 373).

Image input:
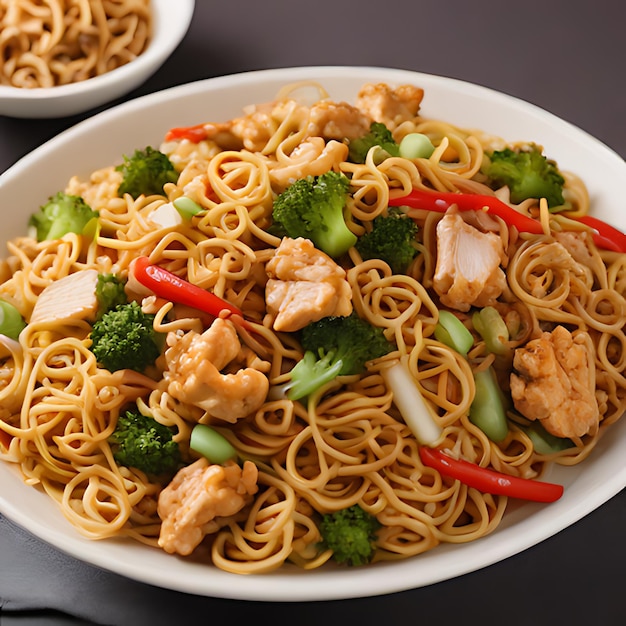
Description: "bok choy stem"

(381, 359), (443, 446)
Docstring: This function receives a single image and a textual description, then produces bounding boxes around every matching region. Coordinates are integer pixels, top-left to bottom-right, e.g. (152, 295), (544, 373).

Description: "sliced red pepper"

(132, 256), (248, 326)
(569, 214), (626, 253)
(389, 187), (626, 252)
(419, 446), (563, 503)
(164, 123), (209, 143)
(389, 188), (544, 234)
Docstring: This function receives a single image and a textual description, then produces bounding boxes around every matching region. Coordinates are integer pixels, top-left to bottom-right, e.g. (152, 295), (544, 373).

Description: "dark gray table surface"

(1, 2), (625, 625)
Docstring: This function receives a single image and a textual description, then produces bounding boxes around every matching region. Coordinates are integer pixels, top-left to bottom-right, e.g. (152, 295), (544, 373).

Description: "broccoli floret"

(116, 146), (178, 199)
(355, 207), (419, 274)
(348, 122), (400, 164)
(319, 504), (381, 566)
(483, 144), (565, 208)
(90, 301), (162, 373)
(109, 409), (181, 476)
(285, 313), (393, 400)
(271, 170), (357, 258)
(95, 274), (127, 320)
(28, 192), (99, 242)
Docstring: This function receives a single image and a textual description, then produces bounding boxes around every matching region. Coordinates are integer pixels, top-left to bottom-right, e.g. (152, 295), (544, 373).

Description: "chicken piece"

(170, 91), (375, 154)
(307, 100), (373, 141)
(354, 83), (425, 130)
(195, 101), (276, 152)
(265, 237), (353, 332)
(510, 325), (599, 438)
(269, 138), (349, 190)
(29, 269), (99, 324)
(199, 99), (316, 153)
(433, 213), (507, 312)
(164, 317), (269, 422)
(158, 457), (258, 556)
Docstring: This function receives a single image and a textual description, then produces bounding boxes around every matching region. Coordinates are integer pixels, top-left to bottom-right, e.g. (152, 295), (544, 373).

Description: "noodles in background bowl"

(0, 0), (152, 88)
(0, 77), (624, 577)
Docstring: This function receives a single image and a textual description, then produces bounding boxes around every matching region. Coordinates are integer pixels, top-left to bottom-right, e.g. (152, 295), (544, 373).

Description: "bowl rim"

(0, 65), (624, 601)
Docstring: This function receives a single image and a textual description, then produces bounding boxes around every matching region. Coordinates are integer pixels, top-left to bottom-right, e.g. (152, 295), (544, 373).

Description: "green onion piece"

(525, 421), (574, 455)
(381, 360), (443, 446)
(173, 196), (205, 219)
(469, 367), (509, 442)
(399, 133), (435, 160)
(472, 307), (509, 355)
(190, 424), (237, 464)
(0, 299), (26, 340)
(435, 310), (474, 356)
(82, 216), (100, 241)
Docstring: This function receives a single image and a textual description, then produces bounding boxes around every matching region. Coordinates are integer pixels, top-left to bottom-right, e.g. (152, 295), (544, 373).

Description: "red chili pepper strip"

(133, 256), (245, 322)
(570, 215), (626, 253)
(389, 188), (626, 252)
(389, 188), (544, 235)
(164, 123), (209, 143)
(419, 446), (564, 503)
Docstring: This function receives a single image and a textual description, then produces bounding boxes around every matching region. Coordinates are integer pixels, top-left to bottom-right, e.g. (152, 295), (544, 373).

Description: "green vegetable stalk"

(523, 421), (574, 455)
(190, 424), (237, 464)
(469, 367), (509, 443)
(472, 306), (510, 356)
(435, 307), (510, 443)
(434, 310), (473, 356)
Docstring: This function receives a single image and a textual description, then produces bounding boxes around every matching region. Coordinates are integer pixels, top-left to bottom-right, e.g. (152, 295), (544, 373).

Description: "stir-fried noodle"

(0, 81), (624, 574)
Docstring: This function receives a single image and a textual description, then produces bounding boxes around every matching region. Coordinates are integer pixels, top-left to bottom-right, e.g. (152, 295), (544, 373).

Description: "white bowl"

(0, 0), (195, 118)
(0, 67), (624, 601)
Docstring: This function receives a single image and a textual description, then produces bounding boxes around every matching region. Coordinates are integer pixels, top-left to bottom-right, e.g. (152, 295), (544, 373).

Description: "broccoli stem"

(286, 351), (345, 401)
(314, 212), (358, 259)
(190, 424), (237, 464)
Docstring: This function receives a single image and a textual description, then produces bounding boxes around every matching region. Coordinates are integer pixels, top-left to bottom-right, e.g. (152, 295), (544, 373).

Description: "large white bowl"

(0, 66), (624, 601)
(0, 0), (195, 118)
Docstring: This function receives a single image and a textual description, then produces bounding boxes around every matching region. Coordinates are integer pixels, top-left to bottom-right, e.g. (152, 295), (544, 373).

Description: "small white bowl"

(0, 0), (195, 119)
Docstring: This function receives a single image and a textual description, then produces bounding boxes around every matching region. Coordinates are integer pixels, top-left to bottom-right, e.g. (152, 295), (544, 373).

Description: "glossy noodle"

(0, 82), (624, 574)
